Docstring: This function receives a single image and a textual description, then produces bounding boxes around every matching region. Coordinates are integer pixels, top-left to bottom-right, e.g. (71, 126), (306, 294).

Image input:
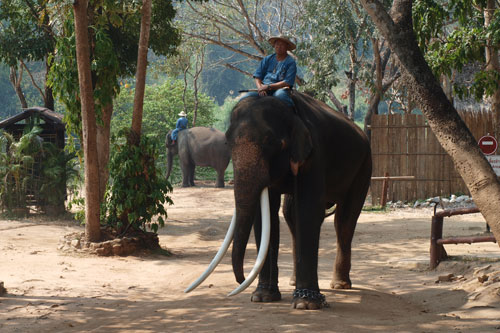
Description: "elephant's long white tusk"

(228, 187), (271, 297)
(184, 208), (237, 293)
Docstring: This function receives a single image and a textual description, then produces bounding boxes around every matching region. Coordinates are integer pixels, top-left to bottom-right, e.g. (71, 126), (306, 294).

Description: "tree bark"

(484, 0), (500, 141)
(360, 0), (500, 243)
(44, 56), (55, 110)
(73, 0), (101, 242)
(327, 90), (347, 114)
(131, 0), (152, 140)
(9, 66), (28, 109)
(97, 102), (112, 203)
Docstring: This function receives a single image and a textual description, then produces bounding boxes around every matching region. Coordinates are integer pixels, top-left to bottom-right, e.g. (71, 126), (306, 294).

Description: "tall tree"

(296, 0), (399, 126)
(0, 0), (56, 110)
(413, 0), (500, 136)
(359, 0), (500, 242)
(72, 0), (101, 241)
(50, 0), (179, 210)
(155, 36), (207, 126)
(131, 0), (152, 140)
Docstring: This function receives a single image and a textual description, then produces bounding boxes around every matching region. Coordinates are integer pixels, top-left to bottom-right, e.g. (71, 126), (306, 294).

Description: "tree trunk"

(73, 0), (101, 242)
(97, 102), (113, 203)
(9, 66), (28, 109)
(484, 0), (500, 141)
(130, 0), (152, 141)
(347, 42), (357, 120)
(360, 0), (500, 243)
(364, 38), (383, 139)
(44, 57), (55, 110)
(327, 90), (347, 114)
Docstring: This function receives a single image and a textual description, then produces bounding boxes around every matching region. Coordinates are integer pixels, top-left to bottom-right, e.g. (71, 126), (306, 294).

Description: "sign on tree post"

(478, 134), (500, 176)
(478, 134), (498, 155)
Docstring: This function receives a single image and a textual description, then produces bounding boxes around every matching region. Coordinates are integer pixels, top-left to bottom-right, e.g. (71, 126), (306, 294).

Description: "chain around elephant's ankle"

(293, 289), (329, 308)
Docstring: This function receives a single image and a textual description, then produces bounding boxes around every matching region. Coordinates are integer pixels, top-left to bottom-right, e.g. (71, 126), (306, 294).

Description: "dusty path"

(1, 182), (499, 332)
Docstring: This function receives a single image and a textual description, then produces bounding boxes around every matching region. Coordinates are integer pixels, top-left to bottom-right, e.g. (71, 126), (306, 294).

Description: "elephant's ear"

(289, 116), (312, 175)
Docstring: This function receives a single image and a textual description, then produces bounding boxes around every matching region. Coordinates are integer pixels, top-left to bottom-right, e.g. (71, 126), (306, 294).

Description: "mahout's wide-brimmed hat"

(268, 35), (296, 51)
(178, 111), (187, 117)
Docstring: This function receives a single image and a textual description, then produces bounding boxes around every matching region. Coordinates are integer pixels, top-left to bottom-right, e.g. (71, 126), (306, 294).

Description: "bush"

(102, 129), (173, 233)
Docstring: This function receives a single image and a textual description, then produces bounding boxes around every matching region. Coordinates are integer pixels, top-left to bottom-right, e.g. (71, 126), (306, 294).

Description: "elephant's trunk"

(166, 151), (173, 180)
(230, 139), (270, 286)
(228, 188), (271, 296)
(231, 200), (258, 284)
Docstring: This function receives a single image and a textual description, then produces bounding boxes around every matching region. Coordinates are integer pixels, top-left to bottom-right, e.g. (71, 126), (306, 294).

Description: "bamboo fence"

(370, 111), (496, 204)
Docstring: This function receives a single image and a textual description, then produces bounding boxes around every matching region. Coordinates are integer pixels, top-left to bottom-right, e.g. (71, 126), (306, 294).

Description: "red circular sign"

(478, 134), (498, 155)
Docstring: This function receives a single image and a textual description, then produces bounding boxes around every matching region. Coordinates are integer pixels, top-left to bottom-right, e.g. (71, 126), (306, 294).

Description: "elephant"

(165, 127), (231, 188)
(185, 91), (372, 310)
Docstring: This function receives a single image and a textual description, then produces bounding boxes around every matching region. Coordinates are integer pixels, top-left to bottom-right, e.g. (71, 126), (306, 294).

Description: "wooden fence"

(370, 111), (495, 204)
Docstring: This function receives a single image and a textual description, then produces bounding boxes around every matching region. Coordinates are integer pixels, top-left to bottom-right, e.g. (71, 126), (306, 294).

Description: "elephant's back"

(187, 127), (226, 146)
(292, 91), (370, 150)
(186, 127), (230, 166)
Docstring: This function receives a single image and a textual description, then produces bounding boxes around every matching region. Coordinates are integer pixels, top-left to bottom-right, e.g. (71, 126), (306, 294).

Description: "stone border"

(58, 231), (160, 256)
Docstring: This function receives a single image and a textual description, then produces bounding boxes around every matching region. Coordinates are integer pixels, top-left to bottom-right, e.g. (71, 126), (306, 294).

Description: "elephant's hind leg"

(331, 163), (371, 290)
(331, 201), (356, 290)
(188, 163), (195, 186)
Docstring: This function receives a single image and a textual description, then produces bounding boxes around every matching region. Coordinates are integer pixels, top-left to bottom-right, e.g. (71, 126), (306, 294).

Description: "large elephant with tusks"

(185, 91), (372, 310)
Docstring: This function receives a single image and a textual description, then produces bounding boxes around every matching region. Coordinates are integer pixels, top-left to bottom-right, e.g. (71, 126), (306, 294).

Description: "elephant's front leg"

(180, 161), (191, 187)
(288, 182), (328, 309)
(215, 169), (225, 188)
(251, 191), (281, 302)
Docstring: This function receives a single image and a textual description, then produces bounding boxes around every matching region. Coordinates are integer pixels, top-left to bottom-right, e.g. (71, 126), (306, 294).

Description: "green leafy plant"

(0, 127), (42, 214)
(38, 142), (79, 215)
(103, 128), (172, 234)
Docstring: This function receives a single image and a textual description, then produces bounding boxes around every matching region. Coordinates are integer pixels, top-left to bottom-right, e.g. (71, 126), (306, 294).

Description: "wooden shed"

(0, 107), (65, 148)
(0, 107), (66, 214)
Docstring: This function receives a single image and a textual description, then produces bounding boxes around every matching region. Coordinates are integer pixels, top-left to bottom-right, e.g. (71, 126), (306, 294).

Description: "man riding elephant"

(171, 111), (188, 145)
(240, 35), (297, 107)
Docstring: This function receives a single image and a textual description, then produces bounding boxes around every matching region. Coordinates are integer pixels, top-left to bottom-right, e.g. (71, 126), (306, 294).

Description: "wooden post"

(381, 172), (389, 207)
(430, 215), (447, 269)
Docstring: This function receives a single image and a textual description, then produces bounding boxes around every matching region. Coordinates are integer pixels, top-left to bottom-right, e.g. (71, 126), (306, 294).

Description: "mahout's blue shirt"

(253, 54), (297, 88)
(176, 117), (188, 130)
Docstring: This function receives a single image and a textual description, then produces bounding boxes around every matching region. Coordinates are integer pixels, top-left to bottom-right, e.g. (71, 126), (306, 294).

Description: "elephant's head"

(165, 130), (178, 180)
(185, 96), (312, 295)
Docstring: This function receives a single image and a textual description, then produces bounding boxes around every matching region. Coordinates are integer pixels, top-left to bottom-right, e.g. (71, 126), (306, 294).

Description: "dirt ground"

(1, 181), (499, 333)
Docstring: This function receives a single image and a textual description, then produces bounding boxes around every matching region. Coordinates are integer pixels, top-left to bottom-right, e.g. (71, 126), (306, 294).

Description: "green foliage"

(39, 143), (79, 208)
(103, 129), (172, 233)
(413, 0), (500, 101)
(0, 124), (80, 215)
(413, 0), (449, 52)
(212, 95), (238, 132)
(48, 0), (181, 155)
(112, 79), (216, 171)
(0, 127), (43, 212)
(295, 0), (375, 100)
(47, 18), (82, 154)
(0, 0), (55, 66)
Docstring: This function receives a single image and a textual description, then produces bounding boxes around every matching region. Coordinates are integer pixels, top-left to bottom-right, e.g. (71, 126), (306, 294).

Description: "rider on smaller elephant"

(171, 111), (188, 144)
(241, 35), (297, 107)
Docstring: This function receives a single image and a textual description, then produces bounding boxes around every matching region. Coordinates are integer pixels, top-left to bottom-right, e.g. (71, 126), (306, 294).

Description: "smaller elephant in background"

(166, 127), (231, 188)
